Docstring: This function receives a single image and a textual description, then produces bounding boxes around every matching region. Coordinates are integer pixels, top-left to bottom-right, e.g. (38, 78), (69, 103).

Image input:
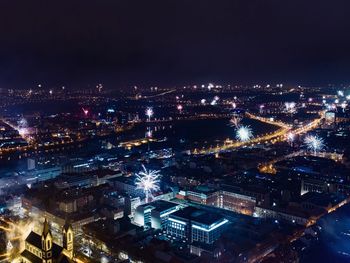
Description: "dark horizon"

(1, 0), (350, 88)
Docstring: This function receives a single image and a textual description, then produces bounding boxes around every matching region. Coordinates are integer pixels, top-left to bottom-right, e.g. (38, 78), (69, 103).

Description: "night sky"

(1, 0), (350, 88)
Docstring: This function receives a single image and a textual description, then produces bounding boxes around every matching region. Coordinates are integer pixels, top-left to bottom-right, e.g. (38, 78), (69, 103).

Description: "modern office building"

(134, 200), (181, 229)
(167, 207), (228, 244)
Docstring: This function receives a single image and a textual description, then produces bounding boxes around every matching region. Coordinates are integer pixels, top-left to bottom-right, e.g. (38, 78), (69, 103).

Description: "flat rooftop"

(171, 206), (224, 226)
(140, 200), (179, 212)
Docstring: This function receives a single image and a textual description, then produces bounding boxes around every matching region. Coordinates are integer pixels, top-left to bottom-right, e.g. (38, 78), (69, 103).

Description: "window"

(47, 240), (51, 249)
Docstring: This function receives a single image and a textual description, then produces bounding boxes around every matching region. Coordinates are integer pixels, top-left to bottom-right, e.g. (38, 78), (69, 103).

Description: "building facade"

(21, 219), (76, 263)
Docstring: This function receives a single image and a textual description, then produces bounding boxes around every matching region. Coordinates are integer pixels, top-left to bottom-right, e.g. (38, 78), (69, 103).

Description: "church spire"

(42, 218), (51, 237)
(62, 218), (74, 258)
(41, 218), (53, 263)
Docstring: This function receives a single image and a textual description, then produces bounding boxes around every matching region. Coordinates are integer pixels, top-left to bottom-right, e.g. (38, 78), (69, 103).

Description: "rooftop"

(140, 200), (179, 212)
(170, 206), (225, 226)
(300, 192), (346, 208)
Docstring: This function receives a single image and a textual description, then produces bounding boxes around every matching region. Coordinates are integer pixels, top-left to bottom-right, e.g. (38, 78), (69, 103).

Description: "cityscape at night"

(1, 1), (350, 263)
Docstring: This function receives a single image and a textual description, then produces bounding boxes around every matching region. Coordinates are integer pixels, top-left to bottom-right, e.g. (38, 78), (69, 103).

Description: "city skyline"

(1, 2), (350, 263)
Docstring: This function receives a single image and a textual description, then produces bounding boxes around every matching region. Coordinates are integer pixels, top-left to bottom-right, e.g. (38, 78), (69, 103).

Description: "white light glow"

(236, 125), (253, 142)
(304, 135), (325, 154)
(287, 132), (295, 144)
(145, 107), (154, 121)
(135, 165), (161, 202)
(192, 219), (228, 232)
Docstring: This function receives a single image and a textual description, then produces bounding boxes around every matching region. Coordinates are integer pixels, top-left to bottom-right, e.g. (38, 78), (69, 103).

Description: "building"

(124, 195), (141, 217)
(27, 158), (36, 170)
(134, 200), (181, 229)
(21, 219), (76, 263)
(56, 190), (94, 214)
(186, 188), (218, 206)
(108, 176), (144, 197)
(82, 217), (142, 252)
(25, 166), (63, 184)
(258, 206), (316, 226)
(167, 207), (228, 244)
(54, 169), (121, 189)
(218, 186), (257, 215)
(301, 178), (332, 195)
(177, 185), (257, 216)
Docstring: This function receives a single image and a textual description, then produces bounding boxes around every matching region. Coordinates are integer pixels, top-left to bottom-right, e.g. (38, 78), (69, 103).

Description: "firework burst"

(135, 165), (161, 202)
(145, 107), (154, 121)
(236, 125), (253, 142)
(304, 135), (325, 154)
(145, 128), (152, 138)
(229, 116), (242, 128)
(285, 102), (296, 113)
(286, 132), (295, 145)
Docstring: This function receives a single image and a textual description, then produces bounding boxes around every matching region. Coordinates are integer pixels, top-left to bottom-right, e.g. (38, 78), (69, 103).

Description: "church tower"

(41, 218), (53, 263)
(62, 220), (74, 258)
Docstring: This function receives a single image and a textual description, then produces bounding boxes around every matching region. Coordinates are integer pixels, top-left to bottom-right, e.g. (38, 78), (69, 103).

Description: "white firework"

(145, 107), (154, 121)
(135, 165), (161, 202)
(286, 132), (295, 145)
(304, 135), (325, 154)
(18, 118), (28, 128)
(341, 102), (347, 112)
(285, 102), (296, 113)
(145, 128), (152, 138)
(18, 118), (29, 137)
(287, 132), (295, 142)
(229, 116), (241, 128)
(236, 125), (253, 142)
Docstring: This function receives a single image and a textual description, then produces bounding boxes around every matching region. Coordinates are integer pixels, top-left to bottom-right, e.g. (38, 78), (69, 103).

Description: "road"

(191, 111), (325, 155)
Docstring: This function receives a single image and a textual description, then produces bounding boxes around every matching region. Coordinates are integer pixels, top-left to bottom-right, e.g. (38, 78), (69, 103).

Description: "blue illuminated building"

(134, 200), (181, 229)
(167, 206), (228, 244)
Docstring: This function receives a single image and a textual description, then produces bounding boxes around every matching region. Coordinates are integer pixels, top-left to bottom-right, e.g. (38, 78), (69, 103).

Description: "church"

(21, 219), (76, 263)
